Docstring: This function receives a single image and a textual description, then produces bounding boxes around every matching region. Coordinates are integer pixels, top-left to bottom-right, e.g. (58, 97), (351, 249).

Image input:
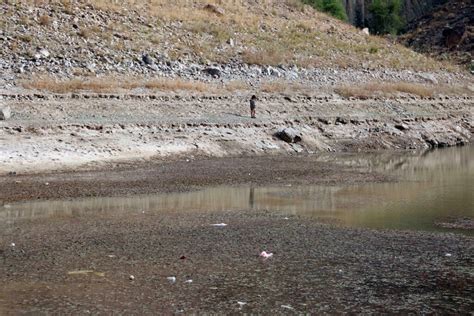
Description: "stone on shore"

(0, 106), (11, 120)
(276, 127), (302, 143)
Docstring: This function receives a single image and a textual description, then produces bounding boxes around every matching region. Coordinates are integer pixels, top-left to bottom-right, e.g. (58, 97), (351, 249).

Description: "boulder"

(394, 123), (409, 131)
(142, 54), (153, 65)
(417, 73), (438, 84)
(203, 67), (221, 78)
(275, 127), (302, 143)
(0, 106), (11, 120)
(442, 27), (464, 49)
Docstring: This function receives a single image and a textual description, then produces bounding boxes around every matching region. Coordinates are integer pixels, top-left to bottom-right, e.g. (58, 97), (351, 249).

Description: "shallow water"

(1, 146), (473, 234)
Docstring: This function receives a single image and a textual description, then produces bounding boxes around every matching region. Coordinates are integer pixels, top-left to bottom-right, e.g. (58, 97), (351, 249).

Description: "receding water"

(1, 146), (473, 234)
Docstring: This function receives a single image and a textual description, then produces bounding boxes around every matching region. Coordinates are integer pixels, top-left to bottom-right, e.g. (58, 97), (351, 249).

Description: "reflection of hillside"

(319, 146), (473, 179)
(0, 186), (343, 221)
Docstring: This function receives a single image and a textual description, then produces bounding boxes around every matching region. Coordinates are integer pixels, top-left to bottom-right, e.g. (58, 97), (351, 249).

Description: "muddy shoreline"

(0, 153), (393, 204)
(1, 209), (472, 314)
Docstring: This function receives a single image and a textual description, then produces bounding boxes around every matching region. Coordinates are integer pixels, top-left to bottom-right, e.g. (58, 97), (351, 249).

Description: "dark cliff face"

(343, 0), (448, 28)
(400, 0), (473, 66)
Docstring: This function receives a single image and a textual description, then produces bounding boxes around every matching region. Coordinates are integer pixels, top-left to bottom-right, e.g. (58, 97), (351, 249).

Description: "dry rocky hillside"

(0, 0), (467, 87)
(0, 0), (473, 174)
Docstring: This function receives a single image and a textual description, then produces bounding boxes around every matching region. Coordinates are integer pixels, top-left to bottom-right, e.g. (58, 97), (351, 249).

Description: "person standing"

(249, 95), (257, 118)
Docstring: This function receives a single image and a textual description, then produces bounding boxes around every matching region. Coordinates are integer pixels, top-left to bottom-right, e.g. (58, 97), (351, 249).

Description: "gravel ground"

(0, 209), (472, 314)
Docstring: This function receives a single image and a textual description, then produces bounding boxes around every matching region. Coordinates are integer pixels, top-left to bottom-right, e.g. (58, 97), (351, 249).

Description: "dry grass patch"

(260, 80), (311, 94)
(22, 77), (215, 93)
(143, 79), (210, 92)
(242, 49), (291, 66)
(224, 80), (250, 92)
(335, 82), (435, 99)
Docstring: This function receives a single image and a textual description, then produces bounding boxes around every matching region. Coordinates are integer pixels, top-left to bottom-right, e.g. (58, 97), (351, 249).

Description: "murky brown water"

(1, 146), (472, 234)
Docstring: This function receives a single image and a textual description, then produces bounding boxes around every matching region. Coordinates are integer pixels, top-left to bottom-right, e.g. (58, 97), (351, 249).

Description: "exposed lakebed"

(2, 146), (472, 235)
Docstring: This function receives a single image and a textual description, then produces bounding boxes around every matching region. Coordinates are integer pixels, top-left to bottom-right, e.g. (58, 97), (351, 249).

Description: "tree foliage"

(303, 0), (348, 21)
(368, 0), (404, 35)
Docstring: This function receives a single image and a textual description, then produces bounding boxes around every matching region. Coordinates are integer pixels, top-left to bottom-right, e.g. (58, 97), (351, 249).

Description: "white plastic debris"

(167, 276), (176, 283)
(284, 217), (289, 220)
(445, 253), (452, 257)
(184, 279), (193, 284)
(338, 269), (343, 273)
(4, 204), (11, 209)
(281, 304), (294, 310)
(211, 223), (227, 227)
(259, 251), (273, 259)
(10, 242), (15, 247)
(237, 301), (247, 308)
(129, 275), (135, 280)
(107, 254), (116, 258)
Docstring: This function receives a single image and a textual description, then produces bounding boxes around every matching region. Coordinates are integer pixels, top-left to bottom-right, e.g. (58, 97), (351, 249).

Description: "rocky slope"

(0, 0), (463, 89)
(400, 0), (473, 67)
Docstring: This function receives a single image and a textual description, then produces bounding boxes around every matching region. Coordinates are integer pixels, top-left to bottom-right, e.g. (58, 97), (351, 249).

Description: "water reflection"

(1, 147), (472, 234)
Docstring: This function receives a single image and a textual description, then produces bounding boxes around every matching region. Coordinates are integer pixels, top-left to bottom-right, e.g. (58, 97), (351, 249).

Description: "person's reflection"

(248, 187), (255, 209)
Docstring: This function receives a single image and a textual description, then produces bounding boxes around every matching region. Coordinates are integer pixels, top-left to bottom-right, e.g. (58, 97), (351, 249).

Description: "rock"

(335, 117), (348, 125)
(394, 123), (409, 131)
(0, 106), (11, 120)
(417, 73), (438, 84)
(362, 28), (370, 35)
(442, 27), (464, 49)
(39, 49), (50, 58)
(142, 54), (153, 65)
(275, 127), (302, 143)
(287, 71), (298, 80)
(203, 67), (221, 78)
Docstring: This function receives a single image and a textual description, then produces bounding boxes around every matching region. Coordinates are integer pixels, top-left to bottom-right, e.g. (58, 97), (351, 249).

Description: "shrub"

(302, 0), (347, 21)
(369, 46), (379, 54)
(368, 0), (404, 35)
(38, 14), (50, 26)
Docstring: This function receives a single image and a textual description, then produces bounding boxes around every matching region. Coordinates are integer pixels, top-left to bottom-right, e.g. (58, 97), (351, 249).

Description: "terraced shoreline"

(1, 92), (472, 175)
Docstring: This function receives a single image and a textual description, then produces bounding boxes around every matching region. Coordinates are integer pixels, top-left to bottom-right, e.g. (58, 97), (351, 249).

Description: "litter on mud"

(259, 251), (273, 259)
(281, 304), (294, 310)
(68, 270), (105, 277)
(211, 223), (227, 227)
(167, 276), (177, 283)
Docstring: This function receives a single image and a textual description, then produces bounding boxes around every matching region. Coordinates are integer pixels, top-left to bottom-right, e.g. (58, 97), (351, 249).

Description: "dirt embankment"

(0, 92), (472, 175)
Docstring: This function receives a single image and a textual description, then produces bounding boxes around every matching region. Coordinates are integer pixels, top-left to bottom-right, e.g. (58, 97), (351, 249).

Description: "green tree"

(368, 0), (404, 35)
(303, 0), (348, 21)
